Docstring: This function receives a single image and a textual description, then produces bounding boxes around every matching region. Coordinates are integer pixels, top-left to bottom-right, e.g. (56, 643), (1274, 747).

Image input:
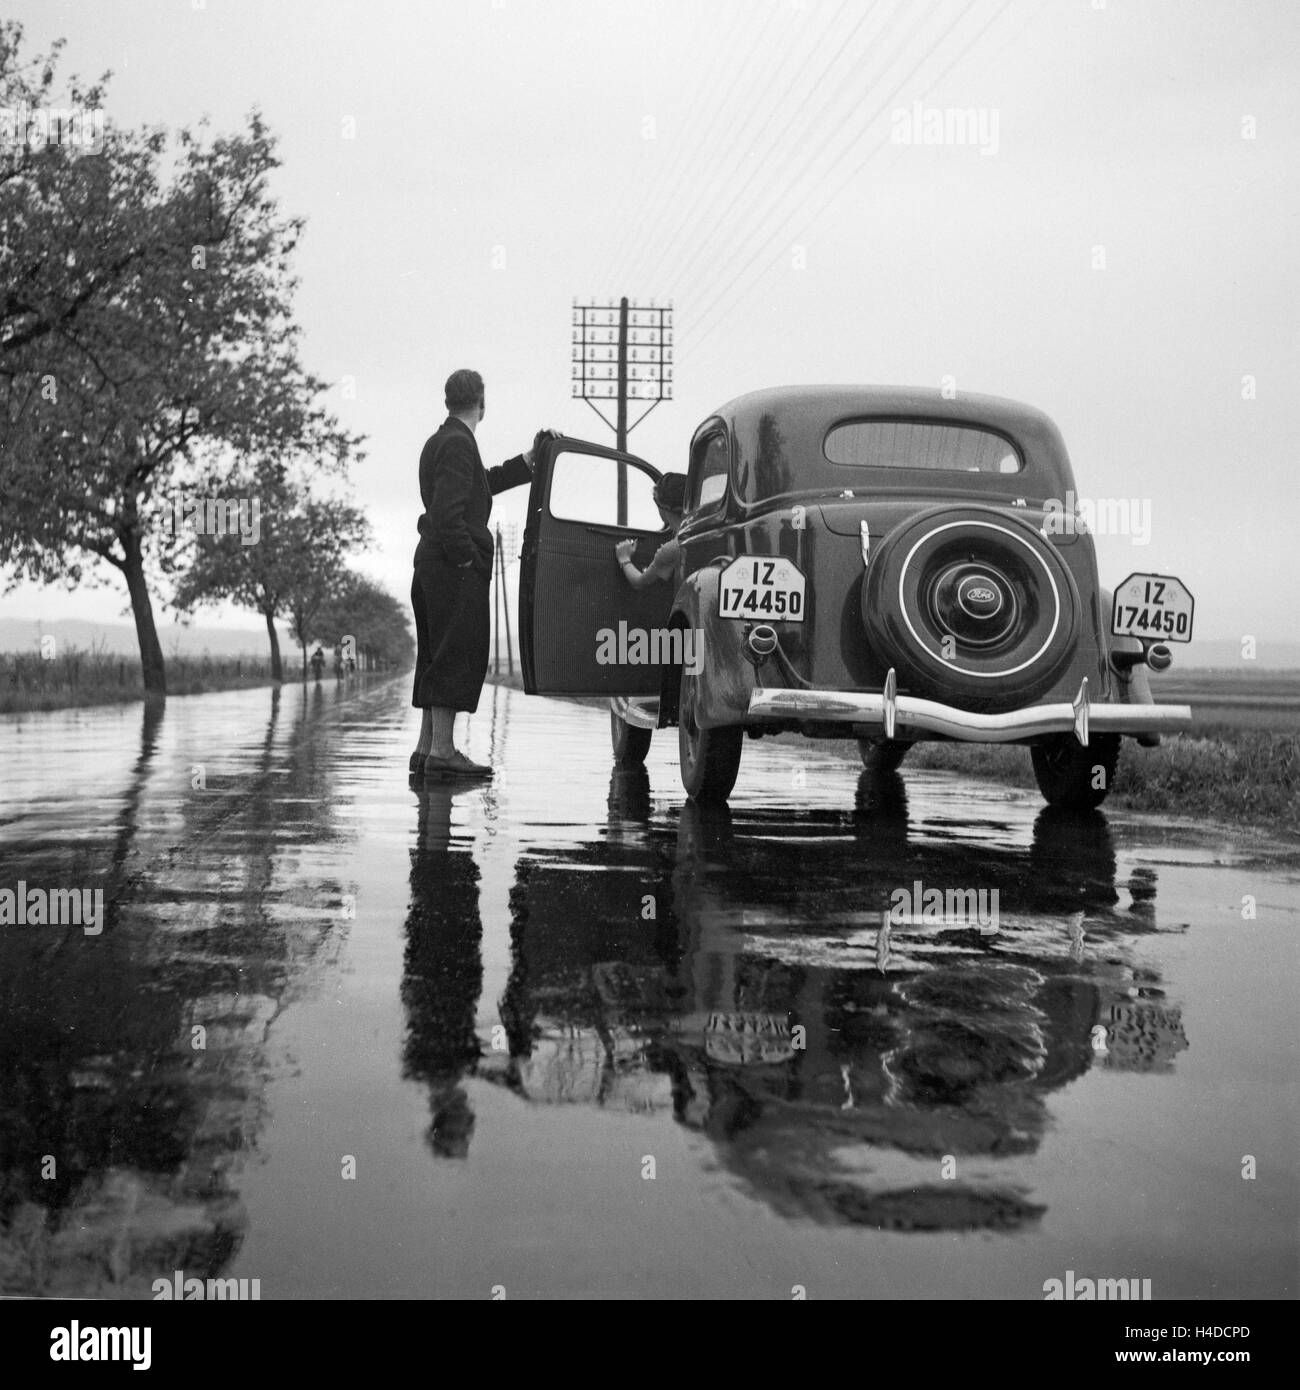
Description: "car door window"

(548, 449), (662, 530)
(688, 428), (730, 510)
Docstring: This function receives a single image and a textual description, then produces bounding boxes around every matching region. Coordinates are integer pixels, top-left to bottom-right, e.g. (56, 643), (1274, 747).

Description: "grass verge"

(809, 726), (1300, 837)
(484, 674), (1298, 835)
(1, 646), (281, 714)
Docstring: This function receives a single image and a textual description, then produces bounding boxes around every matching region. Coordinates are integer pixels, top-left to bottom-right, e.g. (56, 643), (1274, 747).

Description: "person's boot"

(422, 749), (493, 779)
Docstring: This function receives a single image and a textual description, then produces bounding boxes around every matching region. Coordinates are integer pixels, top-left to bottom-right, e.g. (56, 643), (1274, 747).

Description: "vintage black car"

(520, 385), (1193, 807)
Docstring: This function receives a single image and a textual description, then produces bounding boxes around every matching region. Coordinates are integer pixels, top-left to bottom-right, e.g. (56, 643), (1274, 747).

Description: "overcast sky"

(5, 0), (1297, 648)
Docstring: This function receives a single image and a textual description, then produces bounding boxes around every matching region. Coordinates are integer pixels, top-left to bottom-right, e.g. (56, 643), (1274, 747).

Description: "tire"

(862, 504), (1081, 711)
(610, 706), (652, 768)
(1030, 733), (1120, 809)
(858, 738), (909, 775)
(678, 671), (743, 802)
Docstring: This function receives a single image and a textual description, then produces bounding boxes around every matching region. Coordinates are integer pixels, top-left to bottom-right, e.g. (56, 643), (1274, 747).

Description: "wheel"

(861, 504), (1081, 711)
(1030, 733), (1120, 809)
(610, 705), (652, 768)
(858, 738), (909, 775)
(677, 670), (742, 802)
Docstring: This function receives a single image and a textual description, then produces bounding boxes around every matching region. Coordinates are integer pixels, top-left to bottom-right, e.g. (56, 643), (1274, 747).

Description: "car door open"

(520, 436), (675, 696)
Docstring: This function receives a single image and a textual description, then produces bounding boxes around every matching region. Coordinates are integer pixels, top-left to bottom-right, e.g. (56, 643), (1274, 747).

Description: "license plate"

(1111, 572), (1194, 643)
(704, 1011), (796, 1065)
(719, 556), (806, 622)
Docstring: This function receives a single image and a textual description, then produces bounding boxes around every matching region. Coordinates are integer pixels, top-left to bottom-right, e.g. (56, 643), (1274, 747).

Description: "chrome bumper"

(745, 673), (1191, 746)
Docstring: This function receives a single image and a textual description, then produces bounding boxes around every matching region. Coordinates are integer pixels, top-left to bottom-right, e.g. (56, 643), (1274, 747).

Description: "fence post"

(493, 525), (503, 676)
(502, 538), (515, 676)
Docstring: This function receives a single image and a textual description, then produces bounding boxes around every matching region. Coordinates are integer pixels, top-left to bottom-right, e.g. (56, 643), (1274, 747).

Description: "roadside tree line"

(0, 23), (411, 693)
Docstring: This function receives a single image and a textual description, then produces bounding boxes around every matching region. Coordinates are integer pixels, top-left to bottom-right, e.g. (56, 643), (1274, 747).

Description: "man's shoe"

(422, 749), (493, 779)
(409, 750), (426, 774)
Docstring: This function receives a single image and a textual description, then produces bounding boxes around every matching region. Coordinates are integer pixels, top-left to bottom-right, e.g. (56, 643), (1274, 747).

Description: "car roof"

(701, 384), (1075, 498)
(711, 384), (1060, 439)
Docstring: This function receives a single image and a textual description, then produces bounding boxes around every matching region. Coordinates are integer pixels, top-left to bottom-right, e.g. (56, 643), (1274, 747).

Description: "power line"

(612, 0), (798, 295)
(655, 0), (921, 337)
(681, 0), (1017, 357)
(630, 0), (852, 296)
(668, 0), (933, 320)
(605, 0), (774, 293)
(600, 0), (737, 292)
(653, 0), (902, 304)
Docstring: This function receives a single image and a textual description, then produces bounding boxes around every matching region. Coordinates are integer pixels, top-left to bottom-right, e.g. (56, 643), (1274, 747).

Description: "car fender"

(658, 562), (756, 729)
(1100, 584), (1157, 709)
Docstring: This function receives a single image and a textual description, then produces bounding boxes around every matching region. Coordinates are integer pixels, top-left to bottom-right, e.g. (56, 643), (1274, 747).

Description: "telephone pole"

(571, 297), (673, 525)
(615, 300), (629, 522)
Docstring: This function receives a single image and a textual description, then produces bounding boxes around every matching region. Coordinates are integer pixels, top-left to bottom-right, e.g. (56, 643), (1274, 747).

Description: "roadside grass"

(0, 645), (280, 714)
(482, 673), (1298, 835)
(854, 727), (1300, 836)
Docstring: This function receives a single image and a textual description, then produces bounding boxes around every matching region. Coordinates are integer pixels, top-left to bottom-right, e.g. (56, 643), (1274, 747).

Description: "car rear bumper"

(744, 674), (1191, 746)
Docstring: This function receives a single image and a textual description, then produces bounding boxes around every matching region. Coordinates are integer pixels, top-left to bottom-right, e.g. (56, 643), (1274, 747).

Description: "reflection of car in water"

(519, 387), (1195, 808)
(461, 780), (1187, 1232)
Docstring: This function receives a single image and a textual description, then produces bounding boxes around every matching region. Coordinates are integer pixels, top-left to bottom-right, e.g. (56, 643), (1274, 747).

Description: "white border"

(896, 520), (1063, 678)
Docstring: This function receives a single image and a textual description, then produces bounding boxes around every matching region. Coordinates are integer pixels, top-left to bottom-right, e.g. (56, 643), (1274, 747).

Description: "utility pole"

(571, 297), (673, 526)
(616, 297), (629, 523)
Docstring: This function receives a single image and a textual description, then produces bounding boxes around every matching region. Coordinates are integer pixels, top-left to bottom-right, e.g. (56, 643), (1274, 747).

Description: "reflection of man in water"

(401, 786), (484, 1158)
(613, 473), (687, 588)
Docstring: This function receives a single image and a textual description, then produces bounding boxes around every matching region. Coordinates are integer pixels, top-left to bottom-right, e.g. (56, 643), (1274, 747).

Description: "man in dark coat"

(410, 369), (546, 778)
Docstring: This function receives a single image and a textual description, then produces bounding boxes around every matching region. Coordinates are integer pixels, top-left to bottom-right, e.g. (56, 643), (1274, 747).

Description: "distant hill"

(0, 618), (290, 659)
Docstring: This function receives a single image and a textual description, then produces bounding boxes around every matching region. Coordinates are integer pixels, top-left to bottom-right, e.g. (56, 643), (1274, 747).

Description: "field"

(899, 723), (1298, 835)
(0, 644), (279, 713)
(1144, 668), (1300, 731)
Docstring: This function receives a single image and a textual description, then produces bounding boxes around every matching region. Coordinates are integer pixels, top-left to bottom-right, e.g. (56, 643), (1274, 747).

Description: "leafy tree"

(1, 24), (134, 358)
(173, 463), (370, 682)
(0, 24), (360, 696)
(315, 573), (414, 671)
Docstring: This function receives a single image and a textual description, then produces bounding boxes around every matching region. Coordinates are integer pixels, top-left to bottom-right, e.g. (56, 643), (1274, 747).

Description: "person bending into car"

(614, 473), (687, 588)
(410, 368), (555, 779)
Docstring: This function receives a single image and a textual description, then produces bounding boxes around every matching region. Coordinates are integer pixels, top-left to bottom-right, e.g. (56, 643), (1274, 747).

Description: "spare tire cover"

(861, 504), (1080, 709)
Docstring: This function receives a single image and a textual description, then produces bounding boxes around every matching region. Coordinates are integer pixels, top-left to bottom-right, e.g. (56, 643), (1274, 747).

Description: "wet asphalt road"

(1, 676), (1296, 1300)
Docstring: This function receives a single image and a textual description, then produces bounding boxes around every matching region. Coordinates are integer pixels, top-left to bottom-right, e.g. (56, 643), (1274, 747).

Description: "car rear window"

(824, 420), (1022, 473)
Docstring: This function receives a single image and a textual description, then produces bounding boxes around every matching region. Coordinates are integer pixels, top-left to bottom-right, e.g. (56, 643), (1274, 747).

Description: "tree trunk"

(122, 532), (167, 698)
(264, 610), (283, 682)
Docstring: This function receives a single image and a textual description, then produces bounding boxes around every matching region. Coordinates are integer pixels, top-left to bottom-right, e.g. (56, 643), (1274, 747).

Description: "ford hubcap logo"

(957, 576), (1004, 619)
